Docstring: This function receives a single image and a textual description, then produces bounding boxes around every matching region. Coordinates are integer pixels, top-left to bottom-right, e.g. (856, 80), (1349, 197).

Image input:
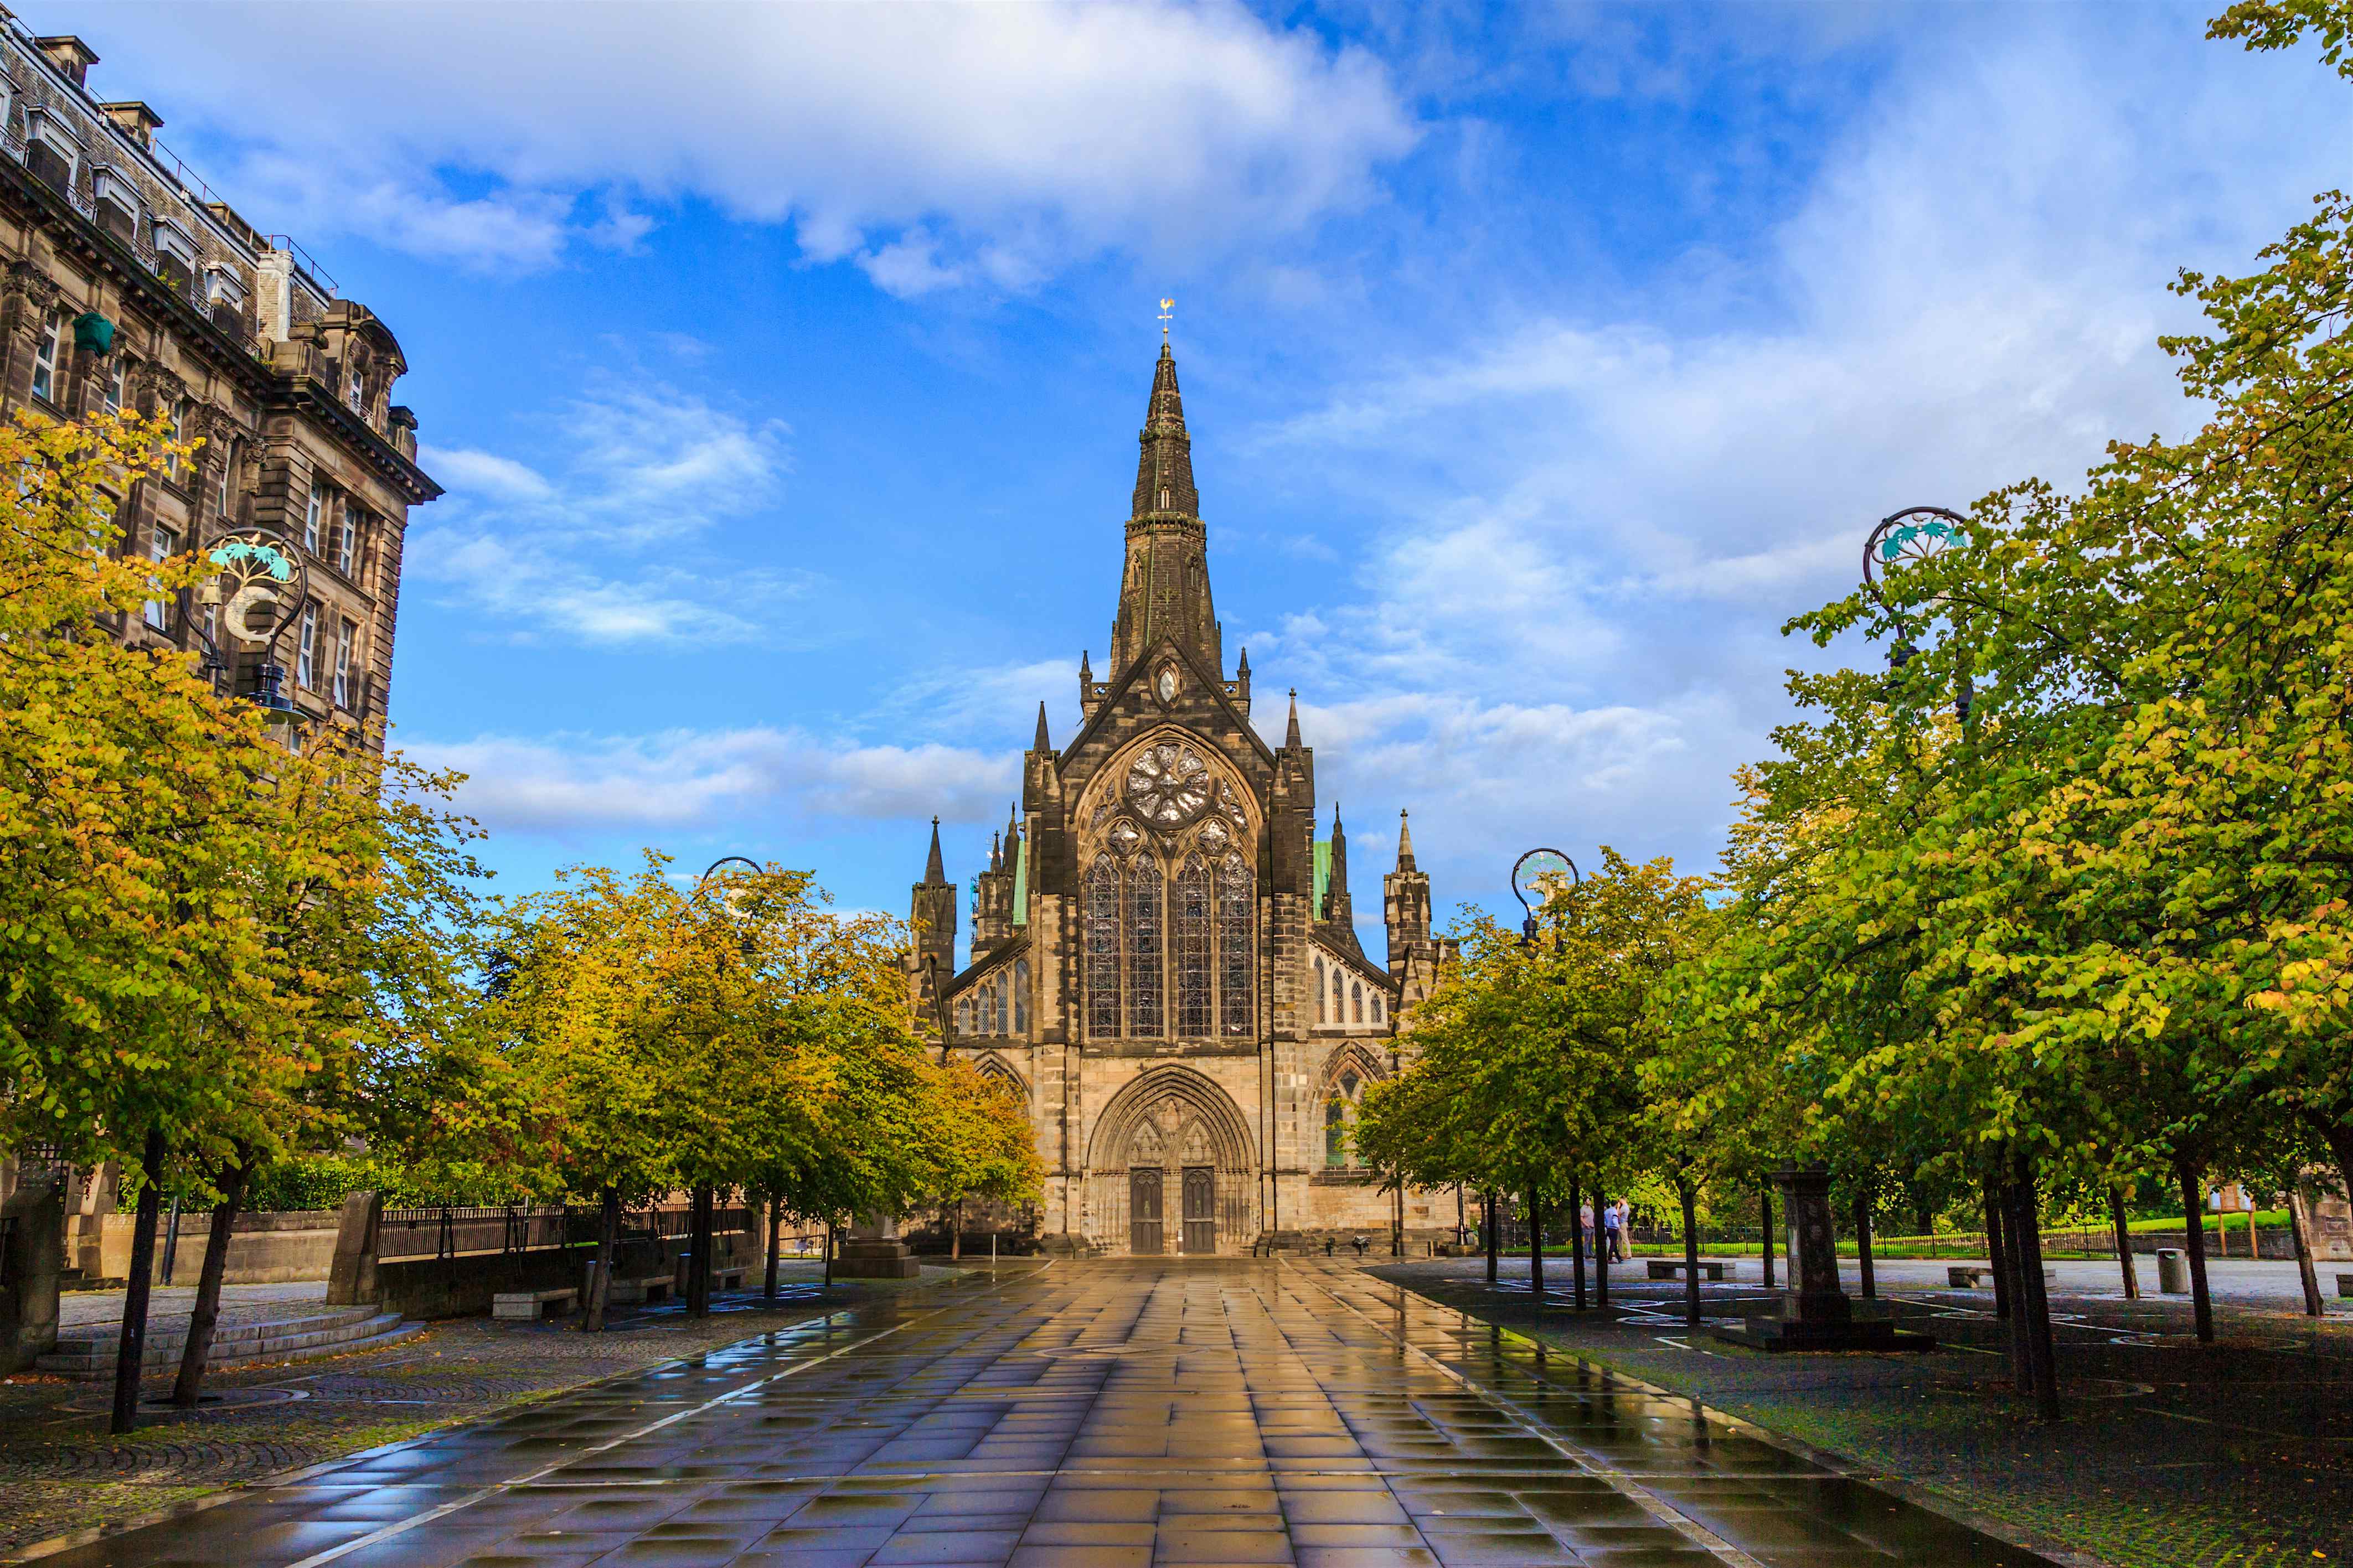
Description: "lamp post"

(195, 528), (307, 721)
(1862, 505), (1972, 712)
(1508, 848), (1578, 1308)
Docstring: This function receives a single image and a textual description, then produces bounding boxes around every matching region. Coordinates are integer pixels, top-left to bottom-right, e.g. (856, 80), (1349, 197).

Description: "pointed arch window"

(1331, 964), (1345, 1018)
(1175, 854), (1212, 1035)
(1127, 856), (1163, 1036)
(995, 976), (1009, 1036)
(956, 996), (972, 1034)
(1219, 853), (1252, 1036)
(1351, 981), (1364, 1024)
(1013, 959), (1029, 1036)
(1086, 854), (1121, 1038)
(1325, 1096), (1346, 1167)
(1314, 956), (1326, 1024)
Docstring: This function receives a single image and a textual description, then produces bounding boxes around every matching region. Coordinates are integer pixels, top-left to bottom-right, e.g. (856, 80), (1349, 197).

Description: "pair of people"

(1578, 1199), (1632, 1261)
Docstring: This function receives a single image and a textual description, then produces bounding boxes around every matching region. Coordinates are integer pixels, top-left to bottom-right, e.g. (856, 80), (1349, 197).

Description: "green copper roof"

(1012, 832), (1028, 925)
(1313, 837), (1330, 918)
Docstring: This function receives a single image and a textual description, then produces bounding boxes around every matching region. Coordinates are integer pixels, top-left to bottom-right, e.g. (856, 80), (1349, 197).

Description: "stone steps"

(38, 1307), (422, 1377)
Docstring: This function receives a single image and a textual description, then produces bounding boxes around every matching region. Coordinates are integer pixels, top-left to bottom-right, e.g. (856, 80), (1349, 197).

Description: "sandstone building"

(0, 15), (436, 1241)
(0, 15), (437, 749)
(911, 343), (1456, 1255)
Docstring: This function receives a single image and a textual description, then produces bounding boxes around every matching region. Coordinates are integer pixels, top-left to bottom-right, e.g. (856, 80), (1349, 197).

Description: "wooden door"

(1181, 1167), (1216, 1255)
(1129, 1167), (1163, 1255)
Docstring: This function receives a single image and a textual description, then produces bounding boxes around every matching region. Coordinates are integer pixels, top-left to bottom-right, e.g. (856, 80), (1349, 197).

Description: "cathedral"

(909, 341), (1456, 1255)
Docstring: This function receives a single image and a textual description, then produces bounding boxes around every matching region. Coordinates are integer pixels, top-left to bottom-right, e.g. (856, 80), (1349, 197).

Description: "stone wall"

(97, 1207), (338, 1285)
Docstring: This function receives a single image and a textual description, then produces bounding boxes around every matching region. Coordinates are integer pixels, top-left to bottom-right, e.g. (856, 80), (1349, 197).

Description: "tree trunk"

(2008, 1165), (2061, 1420)
(1483, 1189), (1499, 1286)
(111, 1127), (168, 1436)
(1996, 1178), (2033, 1394)
(823, 1221), (834, 1288)
(171, 1147), (250, 1406)
(2108, 1186), (2140, 1301)
(1392, 1184), (1405, 1258)
(1982, 1178), (2012, 1322)
(1566, 1176), (1587, 1310)
(1678, 1178), (1701, 1329)
(583, 1188), (620, 1331)
(687, 1184), (713, 1319)
(1526, 1187), (1545, 1310)
(1759, 1185), (1775, 1290)
(2289, 1187), (2324, 1319)
(951, 1199), (962, 1262)
(765, 1199), (782, 1300)
(2176, 1160), (2213, 1344)
(1591, 1180), (1609, 1308)
(1854, 1191), (1876, 1299)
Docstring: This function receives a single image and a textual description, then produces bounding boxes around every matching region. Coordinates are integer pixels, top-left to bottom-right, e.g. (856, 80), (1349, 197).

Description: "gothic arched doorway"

(1084, 1067), (1256, 1255)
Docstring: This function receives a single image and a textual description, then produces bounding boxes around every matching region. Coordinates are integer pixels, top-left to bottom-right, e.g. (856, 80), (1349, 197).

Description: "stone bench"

(1647, 1259), (1726, 1281)
(492, 1287), (576, 1321)
(1947, 1266), (2057, 1289)
(607, 1273), (673, 1305)
(713, 1266), (747, 1291)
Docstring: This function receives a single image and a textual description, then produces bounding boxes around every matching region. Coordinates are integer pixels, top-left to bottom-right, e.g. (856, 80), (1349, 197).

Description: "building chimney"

(36, 36), (97, 89)
(100, 102), (163, 148)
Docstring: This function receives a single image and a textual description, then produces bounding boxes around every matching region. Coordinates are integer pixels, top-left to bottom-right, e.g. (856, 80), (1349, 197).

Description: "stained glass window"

(1128, 856), (1163, 1036)
(1332, 965), (1345, 1017)
(1352, 981), (1364, 1024)
(1086, 855), (1121, 1038)
(1219, 852), (1252, 1036)
(1325, 1098), (1346, 1166)
(995, 977), (1009, 1036)
(1314, 956), (1325, 1023)
(1175, 855), (1211, 1035)
(1013, 959), (1029, 1036)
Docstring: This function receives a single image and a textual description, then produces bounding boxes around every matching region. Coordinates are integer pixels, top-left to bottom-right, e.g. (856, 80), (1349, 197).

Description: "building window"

(336, 501), (357, 576)
(143, 523), (177, 629)
(101, 360), (124, 413)
(31, 311), (60, 403)
(1175, 855), (1211, 1036)
(1219, 852), (1252, 1036)
(1313, 956), (1325, 1024)
(995, 975), (1009, 1036)
(348, 370), (365, 413)
(956, 996), (971, 1035)
(215, 437), (238, 521)
(1325, 1098), (1346, 1167)
(333, 619), (355, 708)
(1013, 959), (1029, 1036)
(1086, 854), (1121, 1039)
(164, 401), (187, 482)
(1351, 981), (1364, 1024)
(1127, 855), (1163, 1037)
(303, 483), (324, 553)
(296, 604), (317, 690)
(1331, 964), (1344, 1019)
(1372, 993), (1384, 1026)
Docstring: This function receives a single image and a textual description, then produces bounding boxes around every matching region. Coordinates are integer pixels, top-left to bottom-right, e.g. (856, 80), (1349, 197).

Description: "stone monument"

(1712, 1169), (1933, 1353)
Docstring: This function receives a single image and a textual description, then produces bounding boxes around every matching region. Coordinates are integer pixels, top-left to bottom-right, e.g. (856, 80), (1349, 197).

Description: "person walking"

(1602, 1199), (1623, 1263)
(1617, 1200), (1633, 1261)
(1580, 1199), (1595, 1258)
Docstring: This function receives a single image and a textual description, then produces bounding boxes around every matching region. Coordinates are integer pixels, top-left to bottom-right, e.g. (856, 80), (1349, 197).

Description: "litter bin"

(2156, 1248), (2188, 1295)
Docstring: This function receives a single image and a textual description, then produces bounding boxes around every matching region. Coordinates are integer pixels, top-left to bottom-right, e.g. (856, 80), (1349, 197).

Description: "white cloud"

(410, 727), (1018, 838)
(410, 380), (801, 646)
(76, 2), (1417, 279)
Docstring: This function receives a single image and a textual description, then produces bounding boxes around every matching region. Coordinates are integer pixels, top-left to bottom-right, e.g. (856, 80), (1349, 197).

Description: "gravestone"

(1712, 1169), (1933, 1352)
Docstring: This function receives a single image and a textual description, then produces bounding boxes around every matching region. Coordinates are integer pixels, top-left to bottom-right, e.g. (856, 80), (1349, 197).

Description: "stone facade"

(0, 16), (437, 750)
(909, 344), (1458, 1255)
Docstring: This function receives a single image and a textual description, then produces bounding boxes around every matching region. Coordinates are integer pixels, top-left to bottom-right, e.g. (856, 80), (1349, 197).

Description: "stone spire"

(923, 816), (945, 884)
(1033, 701), (1052, 752)
(988, 830), (1002, 873)
(1285, 690), (1302, 749)
(1396, 809), (1416, 872)
(1384, 808), (1434, 993)
(1325, 804), (1353, 927)
(1109, 343), (1221, 676)
(1005, 800), (1021, 852)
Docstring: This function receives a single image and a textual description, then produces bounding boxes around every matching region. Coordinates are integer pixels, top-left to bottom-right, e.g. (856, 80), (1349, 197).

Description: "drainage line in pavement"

(281, 1261), (1056, 1568)
(1277, 1261), (1772, 1568)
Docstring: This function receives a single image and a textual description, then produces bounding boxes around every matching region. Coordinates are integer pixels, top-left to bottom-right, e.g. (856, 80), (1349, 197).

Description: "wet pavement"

(24, 1258), (2051, 1568)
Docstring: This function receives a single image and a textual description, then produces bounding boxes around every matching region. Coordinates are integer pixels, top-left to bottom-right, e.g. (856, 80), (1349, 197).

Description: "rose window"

(1126, 743), (1210, 826)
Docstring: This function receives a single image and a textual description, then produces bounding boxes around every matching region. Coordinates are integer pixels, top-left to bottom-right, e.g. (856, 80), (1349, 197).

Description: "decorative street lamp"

(194, 527), (306, 717)
(1862, 505), (1970, 708)
(1510, 847), (1579, 946)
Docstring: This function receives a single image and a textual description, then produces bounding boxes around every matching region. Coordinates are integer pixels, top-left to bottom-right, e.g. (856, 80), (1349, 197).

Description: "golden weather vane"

(1159, 297), (1174, 340)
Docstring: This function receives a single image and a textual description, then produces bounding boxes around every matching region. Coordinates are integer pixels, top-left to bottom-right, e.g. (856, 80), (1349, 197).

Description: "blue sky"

(47, 2), (2353, 960)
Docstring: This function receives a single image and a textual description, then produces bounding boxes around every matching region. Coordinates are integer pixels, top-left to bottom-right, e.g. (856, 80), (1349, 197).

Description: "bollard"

(2156, 1248), (2188, 1295)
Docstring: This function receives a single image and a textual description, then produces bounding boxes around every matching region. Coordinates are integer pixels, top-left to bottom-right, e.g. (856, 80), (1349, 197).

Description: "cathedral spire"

(1005, 799), (1021, 851)
(1109, 341), (1220, 677)
(1284, 689), (1302, 749)
(988, 830), (1002, 873)
(1325, 802), (1355, 931)
(1396, 809), (1416, 872)
(923, 816), (945, 884)
(1033, 701), (1052, 752)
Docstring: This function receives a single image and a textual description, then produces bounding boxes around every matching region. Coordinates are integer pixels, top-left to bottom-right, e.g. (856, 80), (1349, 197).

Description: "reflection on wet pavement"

(26, 1259), (2050, 1568)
